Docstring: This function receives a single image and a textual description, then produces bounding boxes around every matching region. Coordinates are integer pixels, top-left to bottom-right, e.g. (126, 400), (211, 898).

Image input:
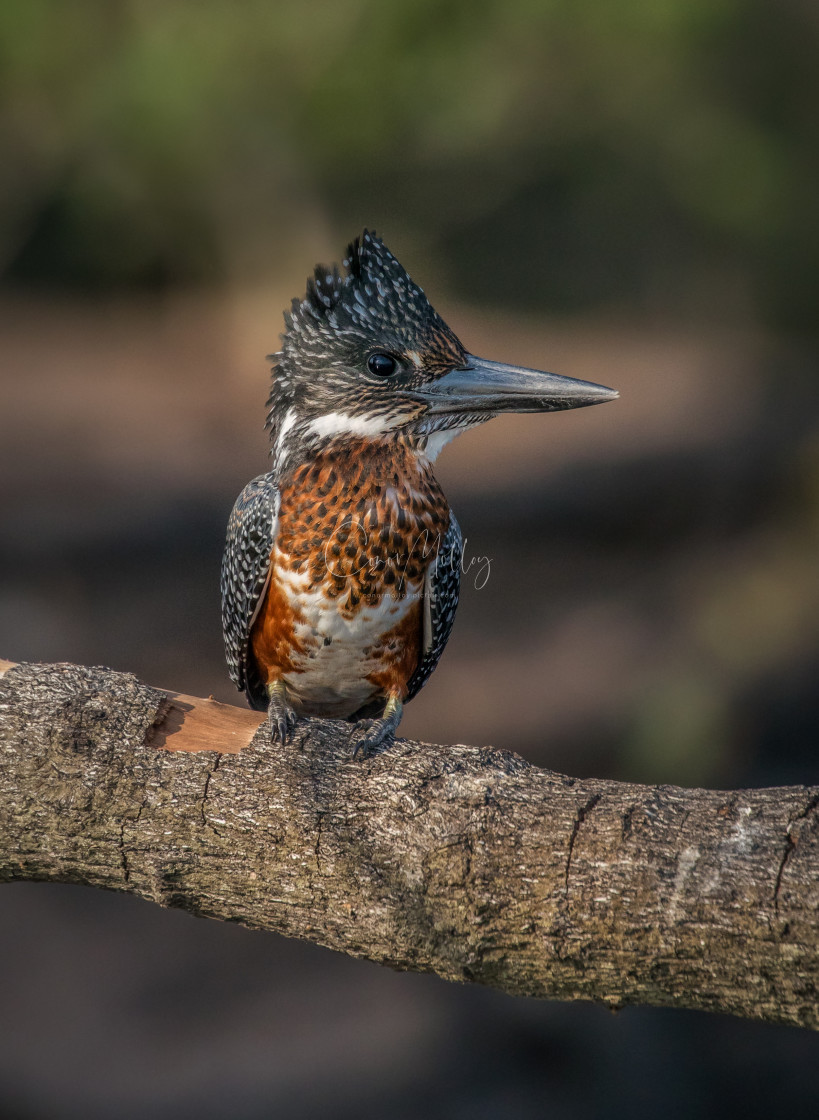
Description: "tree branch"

(1, 660), (817, 1028)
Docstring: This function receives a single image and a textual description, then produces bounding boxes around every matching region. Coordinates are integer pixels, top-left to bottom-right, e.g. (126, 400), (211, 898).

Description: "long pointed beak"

(410, 355), (618, 416)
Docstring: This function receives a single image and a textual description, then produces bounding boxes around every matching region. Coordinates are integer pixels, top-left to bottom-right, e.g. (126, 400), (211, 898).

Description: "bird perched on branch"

(221, 231), (617, 754)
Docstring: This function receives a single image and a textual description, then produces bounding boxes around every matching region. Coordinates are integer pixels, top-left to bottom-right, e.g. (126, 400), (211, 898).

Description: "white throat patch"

(305, 412), (403, 440)
(422, 424), (476, 462)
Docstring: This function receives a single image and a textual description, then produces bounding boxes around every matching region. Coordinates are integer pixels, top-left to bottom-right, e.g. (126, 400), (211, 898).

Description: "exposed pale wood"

(0, 660), (817, 1029)
(151, 692), (264, 753)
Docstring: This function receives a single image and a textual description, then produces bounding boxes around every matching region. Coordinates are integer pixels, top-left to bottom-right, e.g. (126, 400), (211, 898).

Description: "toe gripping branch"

(266, 680), (298, 744)
(265, 683), (403, 758)
(348, 692), (404, 759)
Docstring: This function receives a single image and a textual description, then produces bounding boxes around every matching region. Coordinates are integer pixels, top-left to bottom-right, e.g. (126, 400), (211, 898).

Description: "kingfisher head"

(267, 230), (617, 471)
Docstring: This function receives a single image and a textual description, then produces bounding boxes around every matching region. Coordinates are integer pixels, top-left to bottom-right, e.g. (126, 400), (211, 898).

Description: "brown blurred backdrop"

(1, 2), (818, 1117)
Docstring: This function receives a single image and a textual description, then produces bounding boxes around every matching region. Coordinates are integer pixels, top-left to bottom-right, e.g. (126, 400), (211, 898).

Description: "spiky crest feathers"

(265, 230), (467, 456)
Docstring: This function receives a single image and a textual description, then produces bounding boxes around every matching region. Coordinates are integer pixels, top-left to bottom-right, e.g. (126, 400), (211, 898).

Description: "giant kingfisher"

(221, 231), (617, 753)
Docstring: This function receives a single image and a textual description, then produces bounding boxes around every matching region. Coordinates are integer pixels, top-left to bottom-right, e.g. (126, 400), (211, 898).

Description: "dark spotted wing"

(405, 511), (462, 703)
(220, 473), (279, 710)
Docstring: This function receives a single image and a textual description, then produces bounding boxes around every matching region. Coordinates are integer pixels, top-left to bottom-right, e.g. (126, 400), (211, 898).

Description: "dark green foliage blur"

(1, 0), (817, 329)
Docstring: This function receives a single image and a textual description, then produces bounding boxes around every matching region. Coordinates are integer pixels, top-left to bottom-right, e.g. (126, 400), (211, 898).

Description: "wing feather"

(220, 473), (279, 710)
(405, 511), (462, 703)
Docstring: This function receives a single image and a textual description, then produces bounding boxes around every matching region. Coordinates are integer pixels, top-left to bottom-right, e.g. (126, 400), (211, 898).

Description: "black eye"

(367, 352), (397, 377)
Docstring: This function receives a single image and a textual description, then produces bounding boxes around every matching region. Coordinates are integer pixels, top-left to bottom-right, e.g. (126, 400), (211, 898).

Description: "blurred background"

(1, 0), (818, 1116)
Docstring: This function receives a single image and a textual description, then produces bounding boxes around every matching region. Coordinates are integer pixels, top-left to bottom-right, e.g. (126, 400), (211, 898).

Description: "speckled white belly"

(276, 557), (423, 718)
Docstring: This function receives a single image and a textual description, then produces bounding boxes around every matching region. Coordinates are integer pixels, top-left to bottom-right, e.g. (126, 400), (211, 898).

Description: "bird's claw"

(267, 683), (298, 744)
(348, 694), (403, 759)
(270, 707), (297, 743)
(348, 718), (396, 759)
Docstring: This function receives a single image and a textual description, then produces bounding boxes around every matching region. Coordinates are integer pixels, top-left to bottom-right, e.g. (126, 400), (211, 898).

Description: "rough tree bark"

(0, 659), (817, 1029)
